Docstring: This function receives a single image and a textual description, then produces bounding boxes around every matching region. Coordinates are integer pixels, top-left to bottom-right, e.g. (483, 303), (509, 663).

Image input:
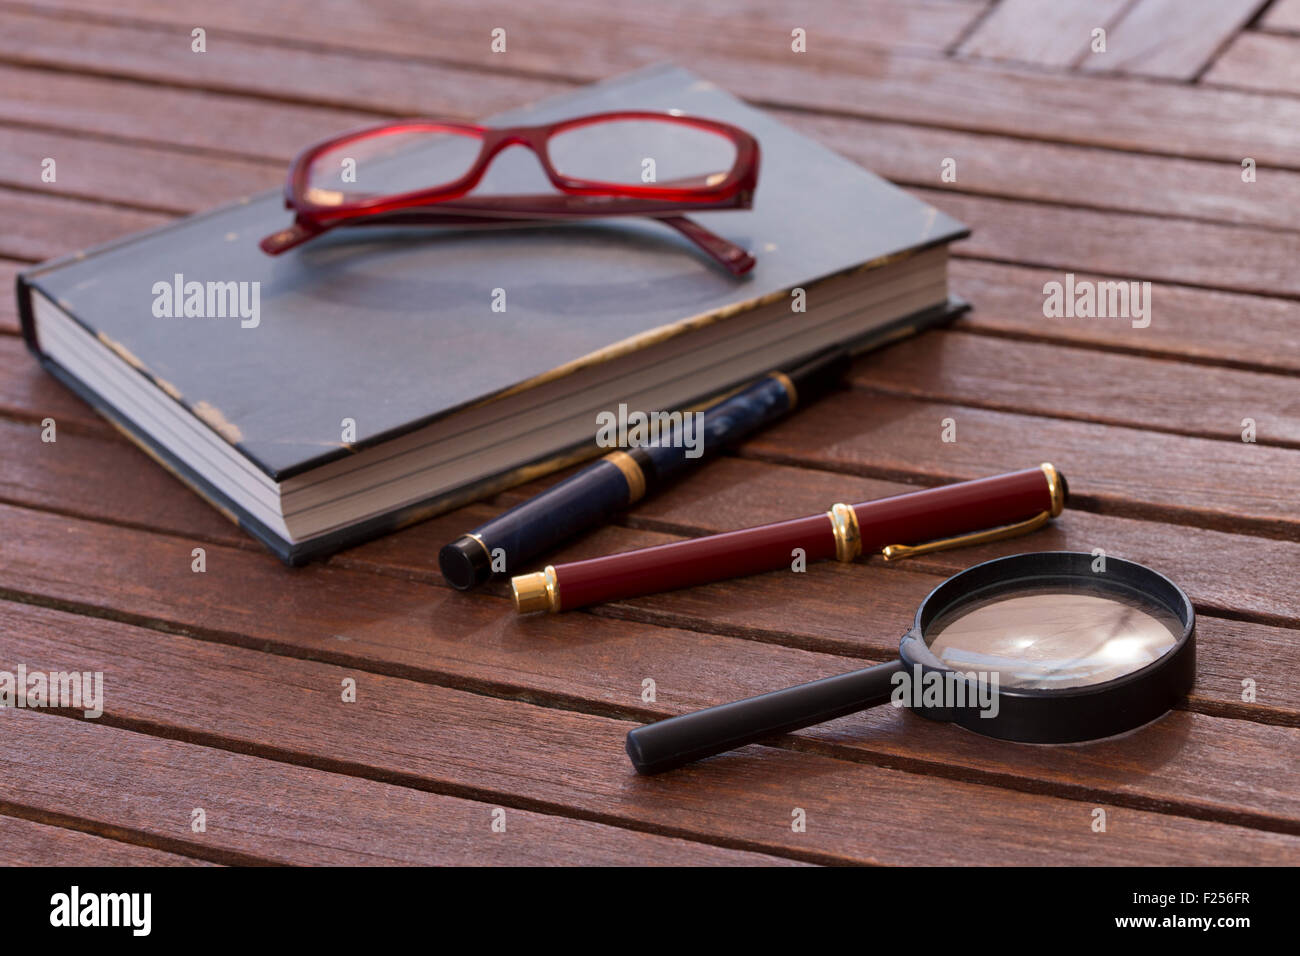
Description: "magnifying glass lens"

(925, 585), (1183, 690)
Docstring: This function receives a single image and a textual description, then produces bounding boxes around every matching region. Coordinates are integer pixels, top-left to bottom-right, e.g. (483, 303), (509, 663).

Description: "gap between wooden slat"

(0, 812), (216, 865)
(0, 798), (272, 865)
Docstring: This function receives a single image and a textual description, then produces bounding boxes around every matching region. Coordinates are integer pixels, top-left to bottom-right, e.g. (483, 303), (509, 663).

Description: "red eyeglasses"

(260, 111), (761, 275)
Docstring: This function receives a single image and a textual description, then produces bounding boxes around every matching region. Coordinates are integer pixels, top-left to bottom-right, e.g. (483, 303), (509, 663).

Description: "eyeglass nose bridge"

(478, 127), (551, 167)
(473, 128), (564, 191)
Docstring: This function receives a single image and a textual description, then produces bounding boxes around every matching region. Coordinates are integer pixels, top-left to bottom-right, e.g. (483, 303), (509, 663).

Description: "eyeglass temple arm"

(288, 195), (756, 275)
(259, 218), (328, 255)
(658, 216), (755, 275)
(345, 195), (754, 274)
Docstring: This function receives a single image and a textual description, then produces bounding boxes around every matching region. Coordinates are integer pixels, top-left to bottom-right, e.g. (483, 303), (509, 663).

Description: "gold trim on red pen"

(512, 565), (560, 613)
(1041, 462), (1065, 518)
(827, 503), (862, 562)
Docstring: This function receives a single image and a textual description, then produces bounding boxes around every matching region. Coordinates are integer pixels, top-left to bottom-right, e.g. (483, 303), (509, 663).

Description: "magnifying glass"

(626, 552), (1195, 774)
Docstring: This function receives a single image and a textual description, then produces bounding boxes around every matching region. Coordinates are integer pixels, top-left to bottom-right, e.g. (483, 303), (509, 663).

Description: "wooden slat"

(0, 125), (281, 214)
(0, 418), (251, 544)
(0, 6), (571, 119)
(1081, 0), (1269, 80)
(0, 706), (793, 866)
(1203, 31), (1300, 95)
(951, 260), (1300, 376)
(0, 65), (377, 159)
(850, 329), (1300, 447)
(0, 186), (168, 261)
(5, 7), (1300, 166)
(1262, 0), (1300, 31)
(0, 259), (24, 334)
(927, 188), (1300, 298)
(0, 814), (213, 865)
(4, 600), (1298, 861)
(957, 0), (1124, 66)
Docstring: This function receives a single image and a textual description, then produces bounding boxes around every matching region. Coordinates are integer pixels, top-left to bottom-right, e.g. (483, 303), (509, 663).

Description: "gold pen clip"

(882, 510), (1050, 561)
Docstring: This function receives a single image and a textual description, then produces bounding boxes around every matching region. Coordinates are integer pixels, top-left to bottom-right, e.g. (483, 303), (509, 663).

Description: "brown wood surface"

(957, 0), (1124, 67)
(0, 0), (1296, 866)
(1080, 0), (1271, 80)
(1203, 30), (1300, 95)
(1262, 0), (1300, 30)
(0, 815), (215, 866)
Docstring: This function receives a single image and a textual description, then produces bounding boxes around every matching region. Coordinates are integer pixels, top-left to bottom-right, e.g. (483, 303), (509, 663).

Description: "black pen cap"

(782, 347), (851, 409)
(439, 535), (493, 590)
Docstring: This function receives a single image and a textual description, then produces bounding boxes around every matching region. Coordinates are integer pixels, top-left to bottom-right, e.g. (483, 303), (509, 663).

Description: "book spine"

(15, 269), (43, 358)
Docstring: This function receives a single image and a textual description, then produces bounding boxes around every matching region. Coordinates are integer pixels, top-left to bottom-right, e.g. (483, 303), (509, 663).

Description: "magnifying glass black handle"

(626, 659), (906, 774)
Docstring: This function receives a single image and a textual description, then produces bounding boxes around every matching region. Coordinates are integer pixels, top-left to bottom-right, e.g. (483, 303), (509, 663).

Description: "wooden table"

(1, 0), (1297, 866)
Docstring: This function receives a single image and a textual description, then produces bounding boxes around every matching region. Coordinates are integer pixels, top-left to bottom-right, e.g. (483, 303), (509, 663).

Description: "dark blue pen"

(438, 346), (850, 589)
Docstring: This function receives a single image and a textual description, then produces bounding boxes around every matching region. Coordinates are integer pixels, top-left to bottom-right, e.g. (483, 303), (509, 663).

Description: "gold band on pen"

(512, 565), (560, 614)
(769, 370), (798, 410)
(1041, 461), (1065, 518)
(464, 531), (492, 562)
(604, 450), (646, 505)
(827, 503), (861, 562)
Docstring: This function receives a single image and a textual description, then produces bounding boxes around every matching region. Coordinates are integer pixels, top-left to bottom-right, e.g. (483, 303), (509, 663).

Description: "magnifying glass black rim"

(898, 551), (1196, 743)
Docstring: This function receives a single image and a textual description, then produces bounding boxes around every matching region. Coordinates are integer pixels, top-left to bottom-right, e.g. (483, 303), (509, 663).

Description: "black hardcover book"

(17, 64), (968, 563)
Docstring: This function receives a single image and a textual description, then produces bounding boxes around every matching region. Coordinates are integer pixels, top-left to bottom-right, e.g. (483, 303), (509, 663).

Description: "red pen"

(511, 464), (1066, 613)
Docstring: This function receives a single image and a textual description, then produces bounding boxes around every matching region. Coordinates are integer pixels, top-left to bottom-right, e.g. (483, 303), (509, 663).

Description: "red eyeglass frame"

(260, 111), (761, 275)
